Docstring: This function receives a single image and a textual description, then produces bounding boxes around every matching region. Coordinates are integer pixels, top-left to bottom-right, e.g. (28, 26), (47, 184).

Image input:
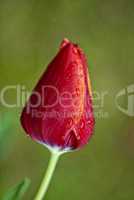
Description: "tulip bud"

(20, 38), (95, 153)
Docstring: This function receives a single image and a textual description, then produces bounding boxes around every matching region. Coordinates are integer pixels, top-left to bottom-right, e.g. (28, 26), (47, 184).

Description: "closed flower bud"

(20, 38), (95, 153)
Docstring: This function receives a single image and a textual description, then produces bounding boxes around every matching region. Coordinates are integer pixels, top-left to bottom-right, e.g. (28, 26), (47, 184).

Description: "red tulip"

(20, 38), (95, 153)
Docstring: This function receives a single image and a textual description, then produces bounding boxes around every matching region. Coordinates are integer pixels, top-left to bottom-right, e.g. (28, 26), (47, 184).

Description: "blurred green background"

(0, 0), (134, 199)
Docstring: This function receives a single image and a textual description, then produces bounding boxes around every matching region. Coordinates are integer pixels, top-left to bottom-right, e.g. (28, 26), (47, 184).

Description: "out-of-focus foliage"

(0, 112), (12, 140)
(0, 0), (134, 199)
(1, 178), (30, 200)
(0, 112), (13, 158)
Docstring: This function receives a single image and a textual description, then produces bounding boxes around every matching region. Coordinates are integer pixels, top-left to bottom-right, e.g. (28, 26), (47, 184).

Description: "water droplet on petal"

(71, 61), (77, 68)
(87, 120), (91, 125)
(67, 118), (73, 127)
(75, 88), (80, 96)
(80, 120), (85, 129)
(73, 48), (78, 54)
(73, 129), (80, 140)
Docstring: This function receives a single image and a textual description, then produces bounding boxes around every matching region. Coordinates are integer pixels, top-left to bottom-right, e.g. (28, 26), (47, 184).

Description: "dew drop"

(70, 61), (77, 69)
(80, 120), (85, 129)
(75, 87), (80, 96)
(67, 118), (73, 127)
(73, 48), (78, 54)
(87, 120), (91, 125)
(73, 129), (80, 140)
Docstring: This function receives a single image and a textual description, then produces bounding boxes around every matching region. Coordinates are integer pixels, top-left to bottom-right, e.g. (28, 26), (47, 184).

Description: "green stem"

(34, 151), (60, 200)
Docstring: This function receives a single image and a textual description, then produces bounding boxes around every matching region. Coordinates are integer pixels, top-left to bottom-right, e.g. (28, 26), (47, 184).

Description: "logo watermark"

(0, 84), (134, 118)
(115, 84), (134, 117)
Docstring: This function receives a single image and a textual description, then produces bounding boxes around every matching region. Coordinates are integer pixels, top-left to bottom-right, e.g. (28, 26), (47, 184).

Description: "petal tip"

(60, 38), (71, 49)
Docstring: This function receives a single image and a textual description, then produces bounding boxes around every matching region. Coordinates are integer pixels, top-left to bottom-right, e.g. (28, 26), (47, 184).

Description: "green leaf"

(1, 178), (30, 200)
